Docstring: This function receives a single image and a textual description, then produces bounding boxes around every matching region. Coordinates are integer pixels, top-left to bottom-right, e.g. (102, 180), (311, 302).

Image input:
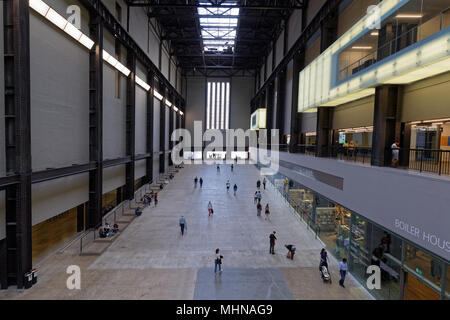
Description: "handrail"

(339, 6), (450, 81)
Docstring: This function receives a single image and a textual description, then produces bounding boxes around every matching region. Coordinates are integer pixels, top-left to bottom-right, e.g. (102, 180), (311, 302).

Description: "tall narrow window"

(206, 79), (230, 130)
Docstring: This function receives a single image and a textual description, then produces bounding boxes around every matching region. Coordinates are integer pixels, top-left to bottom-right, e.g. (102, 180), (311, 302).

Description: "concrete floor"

(0, 164), (373, 300)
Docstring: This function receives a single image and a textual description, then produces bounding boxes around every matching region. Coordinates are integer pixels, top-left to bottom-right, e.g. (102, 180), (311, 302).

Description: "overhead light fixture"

(165, 100), (172, 107)
(352, 46), (372, 50)
(102, 49), (131, 76)
(173, 106), (179, 112)
(29, 0), (94, 50)
(135, 76), (150, 91)
(370, 31), (379, 36)
(395, 14), (423, 19)
(29, 0), (50, 17)
(180, 111), (184, 116)
(154, 90), (163, 101)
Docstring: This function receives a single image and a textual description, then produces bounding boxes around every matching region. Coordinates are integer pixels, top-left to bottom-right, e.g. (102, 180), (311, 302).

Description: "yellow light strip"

(29, 0), (94, 50)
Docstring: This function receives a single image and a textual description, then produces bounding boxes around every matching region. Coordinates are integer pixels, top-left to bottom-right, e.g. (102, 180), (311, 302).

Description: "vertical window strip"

(225, 82), (230, 129)
(221, 82), (225, 129)
(216, 81), (221, 130)
(211, 82), (216, 130)
(206, 82), (211, 129)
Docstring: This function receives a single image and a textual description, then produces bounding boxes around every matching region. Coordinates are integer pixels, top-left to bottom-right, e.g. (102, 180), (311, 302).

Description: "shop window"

(317, 202), (351, 261)
(404, 243), (444, 293)
(349, 214), (370, 281)
(445, 264), (450, 300)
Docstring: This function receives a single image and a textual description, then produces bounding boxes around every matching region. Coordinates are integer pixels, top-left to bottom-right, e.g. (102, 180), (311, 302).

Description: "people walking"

(256, 202), (262, 216)
(265, 204), (270, 220)
(226, 180), (230, 192)
(263, 178), (267, 190)
(217, 165), (220, 172)
(154, 193), (158, 206)
(194, 177), (198, 188)
(199, 177), (203, 188)
(269, 231), (277, 254)
(233, 184), (238, 196)
(208, 201), (214, 217)
(214, 248), (223, 273)
(339, 258), (348, 288)
(254, 191), (258, 204)
(179, 216), (186, 236)
(257, 191), (262, 204)
(256, 180), (261, 189)
(231, 164), (234, 172)
(320, 248), (329, 270)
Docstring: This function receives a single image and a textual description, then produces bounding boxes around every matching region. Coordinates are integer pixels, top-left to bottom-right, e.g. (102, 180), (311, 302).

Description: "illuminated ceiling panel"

(198, 1), (239, 53)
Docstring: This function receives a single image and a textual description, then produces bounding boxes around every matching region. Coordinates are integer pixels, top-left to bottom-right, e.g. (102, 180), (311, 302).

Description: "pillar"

(316, 107), (334, 157)
(371, 85), (402, 166)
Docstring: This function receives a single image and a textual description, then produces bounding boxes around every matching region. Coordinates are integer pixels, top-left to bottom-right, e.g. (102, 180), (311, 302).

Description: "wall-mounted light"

(370, 31), (379, 36)
(352, 46), (373, 50)
(102, 50), (131, 77)
(395, 14), (423, 19)
(29, 0), (94, 50)
(135, 75), (150, 91)
(180, 111), (184, 116)
(173, 106), (179, 112)
(154, 90), (163, 101)
(165, 100), (172, 107)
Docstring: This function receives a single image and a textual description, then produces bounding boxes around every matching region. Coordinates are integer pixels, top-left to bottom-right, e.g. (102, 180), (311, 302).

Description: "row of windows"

(206, 81), (230, 130)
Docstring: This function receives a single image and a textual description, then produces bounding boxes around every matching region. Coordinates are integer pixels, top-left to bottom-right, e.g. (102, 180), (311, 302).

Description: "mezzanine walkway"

(0, 164), (373, 300)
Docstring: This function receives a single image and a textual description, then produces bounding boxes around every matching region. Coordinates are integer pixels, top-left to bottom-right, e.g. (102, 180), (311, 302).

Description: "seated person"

(98, 227), (107, 238)
(135, 207), (142, 216)
(103, 223), (111, 233)
(107, 224), (119, 237)
(112, 224), (119, 233)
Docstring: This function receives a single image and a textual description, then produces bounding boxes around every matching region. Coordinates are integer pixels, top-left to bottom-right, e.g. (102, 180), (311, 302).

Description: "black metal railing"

(408, 148), (450, 176)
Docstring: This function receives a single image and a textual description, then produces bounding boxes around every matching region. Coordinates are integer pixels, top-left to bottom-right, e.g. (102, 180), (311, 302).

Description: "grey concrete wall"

(333, 96), (374, 129)
(185, 78), (206, 135)
(253, 148), (450, 261)
(135, 62), (147, 155)
(103, 30), (127, 160)
(301, 112), (318, 133)
(230, 77), (254, 131)
(275, 30), (284, 66)
(32, 174), (89, 226)
(135, 159), (146, 180)
(29, 8), (90, 171)
(103, 165), (125, 194)
(401, 71), (450, 122)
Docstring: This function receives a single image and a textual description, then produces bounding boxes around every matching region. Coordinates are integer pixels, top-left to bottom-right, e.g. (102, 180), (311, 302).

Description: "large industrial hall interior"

(0, 0), (449, 302)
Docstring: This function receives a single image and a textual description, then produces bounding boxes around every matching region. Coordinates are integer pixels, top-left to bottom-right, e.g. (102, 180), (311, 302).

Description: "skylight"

(198, 1), (240, 53)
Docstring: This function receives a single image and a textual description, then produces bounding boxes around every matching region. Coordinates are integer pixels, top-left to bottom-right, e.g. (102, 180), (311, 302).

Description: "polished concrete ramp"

(0, 164), (373, 300)
(194, 268), (294, 300)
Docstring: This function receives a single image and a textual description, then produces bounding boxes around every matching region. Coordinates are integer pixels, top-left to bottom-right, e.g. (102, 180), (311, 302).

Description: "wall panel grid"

(206, 80), (230, 130)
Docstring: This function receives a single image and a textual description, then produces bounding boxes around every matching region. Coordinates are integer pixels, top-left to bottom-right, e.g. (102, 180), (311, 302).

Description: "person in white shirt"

(339, 258), (348, 288)
(391, 141), (400, 167)
(214, 248), (223, 273)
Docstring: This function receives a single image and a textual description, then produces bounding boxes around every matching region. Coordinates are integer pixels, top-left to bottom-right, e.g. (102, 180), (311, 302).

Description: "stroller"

(319, 260), (332, 284)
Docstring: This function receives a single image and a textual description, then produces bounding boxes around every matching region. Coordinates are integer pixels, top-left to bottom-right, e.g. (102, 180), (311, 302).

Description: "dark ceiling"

(126, 0), (305, 74)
